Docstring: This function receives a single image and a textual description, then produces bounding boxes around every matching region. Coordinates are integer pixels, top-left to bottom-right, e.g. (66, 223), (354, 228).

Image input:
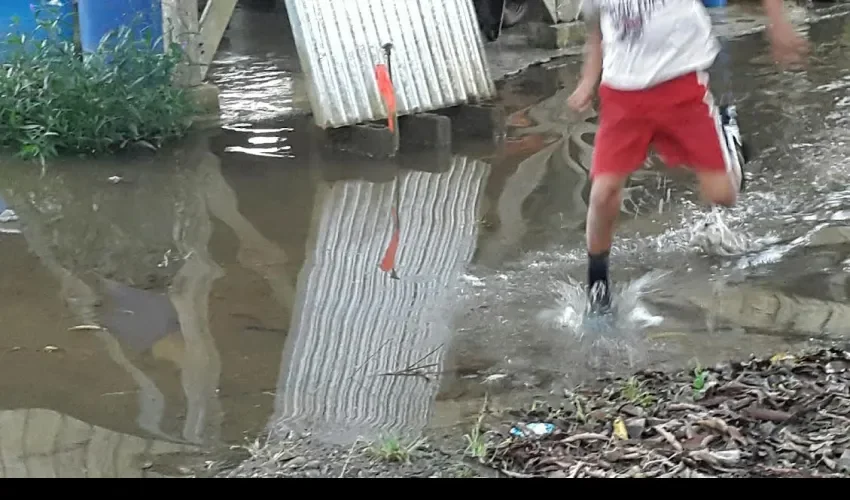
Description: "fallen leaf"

(613, 417), (629, 440)
(771, 353), (795, 364)
(838, 450), (850, 473)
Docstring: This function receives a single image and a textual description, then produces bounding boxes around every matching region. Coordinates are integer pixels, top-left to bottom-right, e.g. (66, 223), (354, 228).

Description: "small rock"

(303, 460), (321, 470)
(286, 456), (307, 469)
(548, 470), (567, 478)
(825, 361), (847, 374)
(625, 417), (646, 439)
(588, 409), (610, 420)
(620, 404), (645, 417)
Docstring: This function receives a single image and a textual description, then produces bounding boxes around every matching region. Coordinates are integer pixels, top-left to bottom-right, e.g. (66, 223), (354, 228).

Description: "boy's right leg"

(586, 86), (653, 315)
(586, 173), (628, 313)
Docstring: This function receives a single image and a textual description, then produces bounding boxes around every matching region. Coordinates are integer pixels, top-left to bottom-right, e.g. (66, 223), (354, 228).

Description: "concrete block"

(441, 103), (506, 141)
(398, 113), (452, 150)
(528, 21), (586, 49)
(321, 122), (398, 159)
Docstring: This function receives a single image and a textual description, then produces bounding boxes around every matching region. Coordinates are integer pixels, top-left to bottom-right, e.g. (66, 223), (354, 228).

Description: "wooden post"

(160, 0), (238, 87)
(197, 0), (238, 81)
(162, 0), (202, 87)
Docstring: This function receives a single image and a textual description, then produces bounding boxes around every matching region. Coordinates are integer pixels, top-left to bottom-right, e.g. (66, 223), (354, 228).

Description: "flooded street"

(1, 1), (850, 477)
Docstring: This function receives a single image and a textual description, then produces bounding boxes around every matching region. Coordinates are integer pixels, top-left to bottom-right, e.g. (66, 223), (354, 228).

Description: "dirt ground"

(211, 346), (850, 478)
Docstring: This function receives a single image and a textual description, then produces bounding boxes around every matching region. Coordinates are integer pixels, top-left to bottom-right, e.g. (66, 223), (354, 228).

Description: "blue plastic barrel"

(0, 0), (76, 43)
(702, 0), (727, 8)
(77, 0), (163, 53)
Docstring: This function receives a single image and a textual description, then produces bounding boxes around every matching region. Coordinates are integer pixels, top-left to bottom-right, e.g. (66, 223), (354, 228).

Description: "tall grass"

(0, 5), (196, 162)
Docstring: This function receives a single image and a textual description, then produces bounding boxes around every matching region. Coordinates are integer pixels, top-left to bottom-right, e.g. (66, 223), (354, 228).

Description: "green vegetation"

(0, 6), (195, 163)
(692, 361), (709, 399)
(463, 394), (491, 461)
(366, 436), (427, 463)
(619, 376), (655, 407)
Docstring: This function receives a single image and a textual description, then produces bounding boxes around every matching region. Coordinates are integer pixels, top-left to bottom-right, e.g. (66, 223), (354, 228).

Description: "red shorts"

(591, 71), (730, 179)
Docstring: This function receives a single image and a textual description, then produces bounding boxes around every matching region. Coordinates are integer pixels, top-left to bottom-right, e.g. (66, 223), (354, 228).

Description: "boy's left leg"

(653, 72), (745, 206)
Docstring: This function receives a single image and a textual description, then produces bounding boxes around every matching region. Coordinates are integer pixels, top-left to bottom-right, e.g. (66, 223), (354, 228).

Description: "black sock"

(587, 251), (610, 289)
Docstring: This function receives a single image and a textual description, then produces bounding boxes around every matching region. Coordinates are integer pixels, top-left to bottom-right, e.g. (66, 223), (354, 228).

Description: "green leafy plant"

(366, 435), (426, 463)
(619, 376), (655, 408)
(0, 3), (196, 163)
(692, 362), (708, 399)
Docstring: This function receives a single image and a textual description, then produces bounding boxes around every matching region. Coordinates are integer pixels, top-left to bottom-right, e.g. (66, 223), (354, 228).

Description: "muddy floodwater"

(1, 1), (849, 478)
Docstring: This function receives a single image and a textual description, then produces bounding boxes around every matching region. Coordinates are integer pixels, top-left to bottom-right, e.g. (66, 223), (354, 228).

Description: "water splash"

(688, 209), (753, 256)
(538, 270), (668, 375)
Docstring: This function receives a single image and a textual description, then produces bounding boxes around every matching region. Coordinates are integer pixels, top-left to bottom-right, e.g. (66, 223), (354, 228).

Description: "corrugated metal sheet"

(0, 409), (197, 478)
(284, 0), (497, 129)
(272, 156), (491, 444)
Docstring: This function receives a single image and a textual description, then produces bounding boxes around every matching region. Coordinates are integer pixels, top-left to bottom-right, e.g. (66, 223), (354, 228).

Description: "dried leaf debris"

(486, 349), (850, 478)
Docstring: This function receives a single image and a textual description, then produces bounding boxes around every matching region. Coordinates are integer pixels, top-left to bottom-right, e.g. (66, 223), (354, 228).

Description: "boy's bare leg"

(695, 170), (738, 207)
(586, 173), (627, 313)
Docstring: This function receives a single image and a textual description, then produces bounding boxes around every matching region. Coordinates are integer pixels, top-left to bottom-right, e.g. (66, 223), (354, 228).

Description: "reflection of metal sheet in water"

(0, 409), (196, 478)
(272, 156), (490, 444)
(97, 277), (180, 353)
(285, 0), (496, 128)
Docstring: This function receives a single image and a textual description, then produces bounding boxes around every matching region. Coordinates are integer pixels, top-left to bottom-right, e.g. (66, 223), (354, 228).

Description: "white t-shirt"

(582, 0), (720, 90)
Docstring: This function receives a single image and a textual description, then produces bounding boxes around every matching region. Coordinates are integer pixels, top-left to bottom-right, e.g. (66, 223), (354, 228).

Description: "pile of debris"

(486, 348), (850, 478)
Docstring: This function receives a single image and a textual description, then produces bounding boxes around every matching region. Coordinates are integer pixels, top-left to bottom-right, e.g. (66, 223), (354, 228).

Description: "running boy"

(567, 0), (808, 314)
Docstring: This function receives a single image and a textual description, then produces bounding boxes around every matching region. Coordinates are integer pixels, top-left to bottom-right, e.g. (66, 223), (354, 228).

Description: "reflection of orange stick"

(375, 64), (396, 132)
(379, 207), (400, 278)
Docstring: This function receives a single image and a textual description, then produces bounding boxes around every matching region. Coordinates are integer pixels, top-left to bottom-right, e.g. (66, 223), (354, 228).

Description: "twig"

(339, 438), (362, 478)
(654, 425), (683, 453)
(562, 432), (609, 444)
(375, 344), (445, 380)
(500, 469), (535, 478)
(569, 461), (585, 478)
(818, 410), (850, 424)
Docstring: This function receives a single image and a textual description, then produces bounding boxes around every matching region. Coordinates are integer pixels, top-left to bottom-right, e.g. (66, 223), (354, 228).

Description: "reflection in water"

(208, 4), (309, 123)
(0, 409), (195, 478)
(271, 157), (490, 444)
(0, 135), (288, 448)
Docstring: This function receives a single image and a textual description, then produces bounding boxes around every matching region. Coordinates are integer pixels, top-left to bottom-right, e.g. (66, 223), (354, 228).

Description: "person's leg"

(586, 86), (653, 314)
(653, 72), (745, 205)
(586, 174), (628, 312)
